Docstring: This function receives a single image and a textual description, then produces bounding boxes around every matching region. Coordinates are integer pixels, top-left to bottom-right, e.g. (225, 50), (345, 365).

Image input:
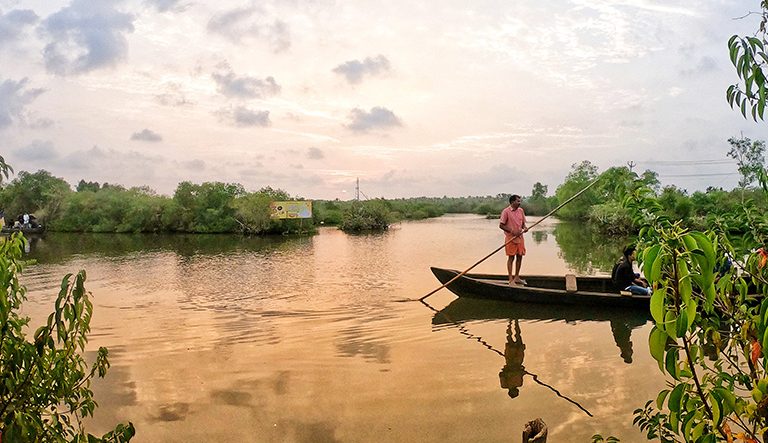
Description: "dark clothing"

(613, 259), (637, 290)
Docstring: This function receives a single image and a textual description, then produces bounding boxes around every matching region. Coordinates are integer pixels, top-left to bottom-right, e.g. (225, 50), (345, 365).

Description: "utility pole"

(355, 178), (360, 201)
(627, 161), (636, 173)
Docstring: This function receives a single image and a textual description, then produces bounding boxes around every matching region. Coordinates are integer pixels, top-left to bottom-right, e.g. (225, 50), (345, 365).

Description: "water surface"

(20, 215), (663, 442)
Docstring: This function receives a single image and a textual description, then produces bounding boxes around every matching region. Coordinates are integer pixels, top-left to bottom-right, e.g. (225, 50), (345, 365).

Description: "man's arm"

(499, 209), (509, 233)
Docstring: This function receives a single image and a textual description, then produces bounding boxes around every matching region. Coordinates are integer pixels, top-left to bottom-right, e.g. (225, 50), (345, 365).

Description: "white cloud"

(345, 107), (402, 133)
(145, 0), (188, 13)
(0, 9), (38, 49)
(216, 106), (271, 127)
(207, 6), (290, 53)
(333, 55), (391, 84)
(0, 77), (45, 130)
(307, 147), (324, 159)
(212, 63), (281, 99)
(40, 0), (135, 75)
(13, 140), (58, 161)
(130, 128), (163, 142)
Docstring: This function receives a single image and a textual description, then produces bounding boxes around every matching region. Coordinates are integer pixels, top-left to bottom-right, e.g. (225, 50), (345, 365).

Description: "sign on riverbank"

(270, 201), (312, 219)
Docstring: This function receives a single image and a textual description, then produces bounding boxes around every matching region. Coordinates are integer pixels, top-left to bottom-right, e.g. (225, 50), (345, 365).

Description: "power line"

(658, 172), (738, 178)
(639, 159), (735, 165)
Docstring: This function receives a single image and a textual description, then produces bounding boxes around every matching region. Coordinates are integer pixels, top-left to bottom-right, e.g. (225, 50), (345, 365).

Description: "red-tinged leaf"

(722, 422), (732, 443)
(752, 340), (762, 366)
(758, 248), (768, 269)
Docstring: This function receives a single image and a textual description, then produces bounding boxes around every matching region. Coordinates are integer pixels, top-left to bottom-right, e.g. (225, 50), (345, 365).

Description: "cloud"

(30, 117), (54, 129)
(0, 9), (38, 49)
(155, 82), (193, 107)
(681, 56), (718, 77)
(333, 55), (391, 84)
(207, 6), (290, 53)
(180, 159), (205, 171)
(212, 63), (280, 99)
(216, 106), (271, 127)
(0, 77), (45, 130)
(345, 107), (402, 133)
(13, 140), (58, 161)
(145, 0), (189, 13)
(41, 0), (135, 75)
(131, 128), (163, 142)
(306, 147), (324, 159)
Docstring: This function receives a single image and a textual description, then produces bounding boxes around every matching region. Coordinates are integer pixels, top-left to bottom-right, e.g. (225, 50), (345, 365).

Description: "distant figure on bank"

(612, 245), (651, 295)
(22, 213), (30, 228)
(499, 194), (528, 286)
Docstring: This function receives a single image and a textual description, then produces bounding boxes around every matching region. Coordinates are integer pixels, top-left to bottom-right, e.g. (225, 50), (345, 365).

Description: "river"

(19, 214), (665, 442)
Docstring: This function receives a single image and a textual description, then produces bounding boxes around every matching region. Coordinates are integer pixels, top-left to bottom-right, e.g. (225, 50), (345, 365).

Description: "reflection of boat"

(430, 267), (650, 308)
(432, 297), (649, 364)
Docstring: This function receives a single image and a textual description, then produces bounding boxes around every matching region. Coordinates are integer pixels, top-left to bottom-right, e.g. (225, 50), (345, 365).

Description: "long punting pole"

(418, 178), (601, 302)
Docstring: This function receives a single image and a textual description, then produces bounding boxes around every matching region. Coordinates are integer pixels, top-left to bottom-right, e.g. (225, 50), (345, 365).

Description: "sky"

(1, 0), (768, 200)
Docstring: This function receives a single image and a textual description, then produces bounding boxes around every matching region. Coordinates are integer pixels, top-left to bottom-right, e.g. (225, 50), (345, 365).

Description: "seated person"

(612, 245), (651, 295)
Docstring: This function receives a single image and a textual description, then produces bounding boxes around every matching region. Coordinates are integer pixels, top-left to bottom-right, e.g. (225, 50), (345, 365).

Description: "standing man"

(499, 194), (528, 286)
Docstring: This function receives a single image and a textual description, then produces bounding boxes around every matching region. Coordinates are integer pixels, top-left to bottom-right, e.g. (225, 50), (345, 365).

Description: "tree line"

(0, 135), (765, 235)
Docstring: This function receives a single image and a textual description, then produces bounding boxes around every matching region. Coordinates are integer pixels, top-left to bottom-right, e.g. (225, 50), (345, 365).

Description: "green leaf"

(667, 383), (687, 415)
(665, 310), (678, 339)
(692, 421), (706, 441)
(643, 244), (661, 282)
(650, 248), (664, 282)
(730, 42), (740, 66)
(685, 298), (697, 331)
(676, 309), (689, 338)
(656, 389), (670, 410)
(666, 348), (679, 380)
(649, 326), (667, 367)
(709, 392), (722, 427)
(650, 288), (665, 325)
(690, 233), (714, 268)
(713, 387), (737, 414)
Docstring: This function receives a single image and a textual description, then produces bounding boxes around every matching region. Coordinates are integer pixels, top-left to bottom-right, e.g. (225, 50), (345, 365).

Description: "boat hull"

(430, 267), (650, 308)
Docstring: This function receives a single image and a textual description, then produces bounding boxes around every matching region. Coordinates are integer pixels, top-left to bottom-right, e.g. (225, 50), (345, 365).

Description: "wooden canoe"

(430, 267), (650, 308)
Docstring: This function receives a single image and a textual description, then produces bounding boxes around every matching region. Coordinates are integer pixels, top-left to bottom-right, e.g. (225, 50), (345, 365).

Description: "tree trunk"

(522, 418), (547, 443)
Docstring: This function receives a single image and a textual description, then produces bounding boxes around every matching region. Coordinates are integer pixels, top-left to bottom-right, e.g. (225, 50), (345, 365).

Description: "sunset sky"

(2, 0), (768, 199)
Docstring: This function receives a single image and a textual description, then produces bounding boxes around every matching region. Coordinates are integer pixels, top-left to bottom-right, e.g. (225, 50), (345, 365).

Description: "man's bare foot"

(513, 278), (527, 286)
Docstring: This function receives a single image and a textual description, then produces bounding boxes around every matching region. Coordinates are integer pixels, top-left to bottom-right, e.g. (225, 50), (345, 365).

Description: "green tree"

(76, 180), (101, 193)
(603, 182), (768, 443)
(727, 2), (768, 120)
(0, 170), (72, 223)
(339, 200), (391, 232)
(0, 155), (12, 183)
(171, 181), (245, 233)
(525, 182), (552, 215)
(727, 136), (766, 191)
(0, 235), (135, 441)
(555, 161), (600, 220)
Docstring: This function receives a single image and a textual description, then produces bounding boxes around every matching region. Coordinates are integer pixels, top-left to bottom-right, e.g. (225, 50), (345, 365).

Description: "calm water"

(19, 215), (664, 442)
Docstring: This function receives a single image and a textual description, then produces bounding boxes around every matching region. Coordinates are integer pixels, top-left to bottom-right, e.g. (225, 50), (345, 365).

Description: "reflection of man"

(610, 319), (633, 364)
(499, 320), (526, 398)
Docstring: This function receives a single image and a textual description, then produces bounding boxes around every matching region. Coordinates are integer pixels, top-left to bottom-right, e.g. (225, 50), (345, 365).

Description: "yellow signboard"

(270, 201), (312, 219)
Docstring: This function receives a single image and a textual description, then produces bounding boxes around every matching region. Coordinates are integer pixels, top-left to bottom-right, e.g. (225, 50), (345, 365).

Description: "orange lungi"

(505, 235), (526, 256)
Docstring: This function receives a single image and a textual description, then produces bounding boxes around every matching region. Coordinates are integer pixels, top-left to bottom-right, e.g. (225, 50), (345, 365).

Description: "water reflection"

(530, 230), (548, 244)
(553, 222), (629, 274)
(23, 232), (309, 263)
(499, 320), (525, 398)
(432, 297), (649, 364)
(427, 298), (598, 416)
